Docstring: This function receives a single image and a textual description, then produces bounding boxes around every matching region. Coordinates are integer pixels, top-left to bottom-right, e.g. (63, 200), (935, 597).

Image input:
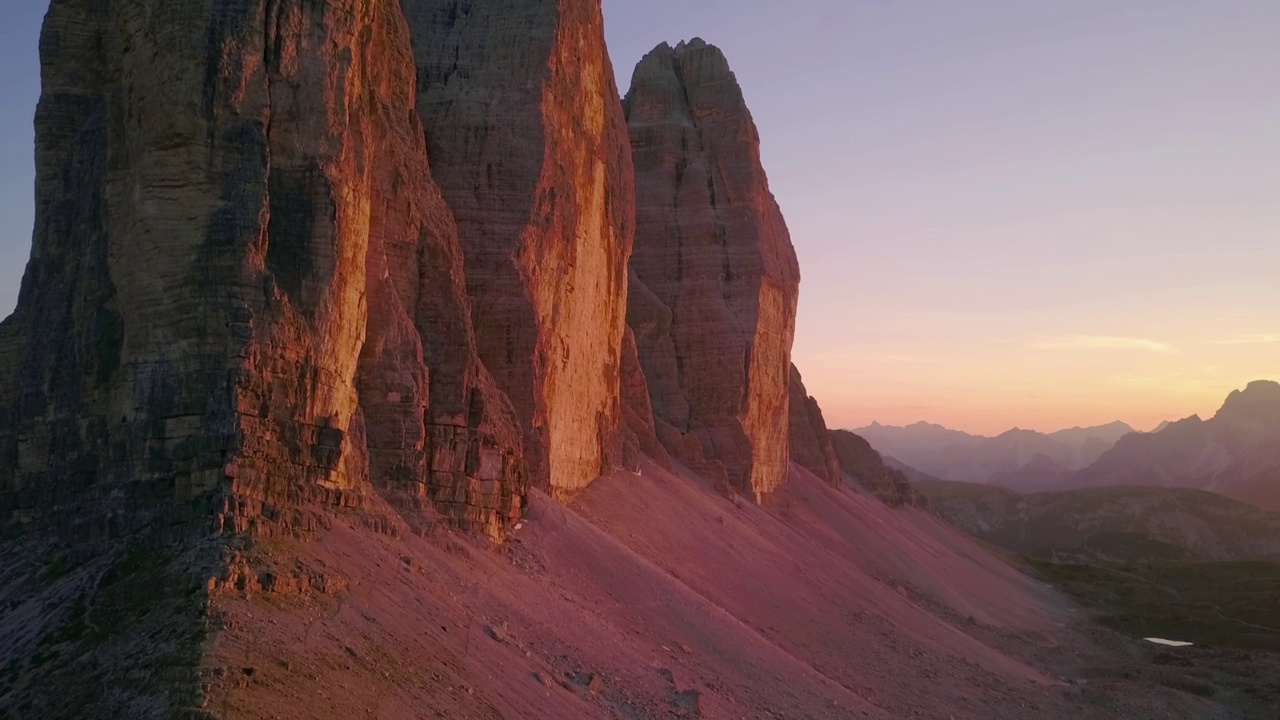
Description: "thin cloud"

(1209, 334), (1280, 346)
(882, 355), (945, 364)
(1032, 335), (1176, 353)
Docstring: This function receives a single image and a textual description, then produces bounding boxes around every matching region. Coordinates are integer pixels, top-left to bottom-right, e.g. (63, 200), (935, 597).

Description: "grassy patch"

(1030, 559), (1280, 652)
(1026, 531), (1202, 565)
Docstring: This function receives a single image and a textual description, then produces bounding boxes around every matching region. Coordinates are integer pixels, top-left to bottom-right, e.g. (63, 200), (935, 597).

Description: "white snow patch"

(1144, 638), (1193, 647)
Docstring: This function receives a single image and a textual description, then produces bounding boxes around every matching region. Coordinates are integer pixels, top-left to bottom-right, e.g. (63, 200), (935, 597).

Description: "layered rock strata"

(624, 39), (801, 499)
(0, 0), (529, 541)
(0, 0), (535, 713)
(788, 365), (843, 485)
(402, 0), (635, 497)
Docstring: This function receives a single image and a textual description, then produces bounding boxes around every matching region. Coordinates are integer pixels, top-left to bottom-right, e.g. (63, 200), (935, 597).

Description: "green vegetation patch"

(1030, 559), (1280, 652)
(1026, 531), (1203, 565)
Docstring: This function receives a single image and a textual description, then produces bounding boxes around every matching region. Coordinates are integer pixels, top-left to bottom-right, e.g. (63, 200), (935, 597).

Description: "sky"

(602, 0), (1280, 435)
(0, 1), (1275, 436)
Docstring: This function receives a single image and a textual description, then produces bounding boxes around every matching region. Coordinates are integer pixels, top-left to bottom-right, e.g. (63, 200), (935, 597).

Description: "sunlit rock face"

(623, 39), (801, 500)
(0, 1), (532, 714)
(0, 0), (529, 544)
(401, 0), (636, 498)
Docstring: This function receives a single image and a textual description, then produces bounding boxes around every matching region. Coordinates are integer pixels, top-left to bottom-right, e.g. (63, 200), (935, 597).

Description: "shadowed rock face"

(0, 0), (526, 542)
(0, 3), (533, 713)
(619, 323), (672, 471)
(788, 365), (842, 486)
(401, 0), (635, 498)
(354, 10), (528, 537)
(623, 39), (801, 500)
(831, 431), (929, 509)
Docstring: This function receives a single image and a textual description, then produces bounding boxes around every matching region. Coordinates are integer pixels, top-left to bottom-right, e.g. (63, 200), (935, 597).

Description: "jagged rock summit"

(624, 38), (801, 500)
(0, 3), (934, 716)
(2, 5), (1270, 720)
(1215, 379), (1280, 437)
(1071, 379), (1280, 510)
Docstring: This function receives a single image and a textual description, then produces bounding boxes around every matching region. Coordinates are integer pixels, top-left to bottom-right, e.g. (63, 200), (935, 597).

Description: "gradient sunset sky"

(0, 1), (1275, 435)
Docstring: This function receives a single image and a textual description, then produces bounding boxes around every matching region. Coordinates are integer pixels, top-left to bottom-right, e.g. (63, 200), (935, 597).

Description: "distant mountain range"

(852, 419), (1135, 489)
(858, 380), (1280, 510)
(1072, 380), (1280, 510)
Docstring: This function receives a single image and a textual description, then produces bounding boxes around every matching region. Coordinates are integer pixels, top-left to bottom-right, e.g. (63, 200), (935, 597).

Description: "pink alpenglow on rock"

(402, 0), (636, 499)
(624, 38), (801, 500)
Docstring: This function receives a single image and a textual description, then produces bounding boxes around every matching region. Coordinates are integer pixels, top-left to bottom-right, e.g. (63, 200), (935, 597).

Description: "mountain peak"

(1215, 380), (1280, 428)
(625, 33), (799, 497)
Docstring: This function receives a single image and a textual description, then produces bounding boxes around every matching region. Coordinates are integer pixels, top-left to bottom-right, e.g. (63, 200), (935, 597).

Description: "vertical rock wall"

(0, 1), (534, 713)
(0, 0), (530, 542)
(788, 365), (843, 486)
(402, 0), (635, 498)
(624, 39), (801, 500)
(352, 5), (527, 537)
(619, 322), (672, 471)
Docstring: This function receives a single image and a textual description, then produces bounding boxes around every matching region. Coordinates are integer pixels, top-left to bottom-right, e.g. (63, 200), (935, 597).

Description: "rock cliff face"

(788, 365), (842, 485)
(0, 0), (526, 543)
(624, 39), (801, 500)
(401, 0), (635, 497)
(0, 3), (534, 713)
(619, 324), (672, 471)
